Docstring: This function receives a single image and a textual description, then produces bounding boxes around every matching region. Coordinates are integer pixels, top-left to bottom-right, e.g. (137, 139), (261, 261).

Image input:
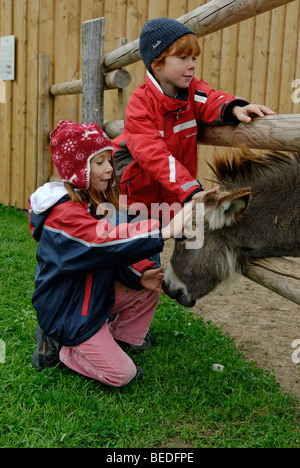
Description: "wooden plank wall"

(0, 0), (299, 209)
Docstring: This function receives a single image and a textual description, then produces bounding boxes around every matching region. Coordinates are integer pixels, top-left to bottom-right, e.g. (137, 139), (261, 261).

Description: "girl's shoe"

(135, 366), (144, 381)
(32, 325), (61, 370)
(130, 331), (157, 351)
(115, 331), (157, 353)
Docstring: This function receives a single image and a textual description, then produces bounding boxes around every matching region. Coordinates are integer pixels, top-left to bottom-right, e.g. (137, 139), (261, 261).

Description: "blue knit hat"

(139, 17), (195, 71)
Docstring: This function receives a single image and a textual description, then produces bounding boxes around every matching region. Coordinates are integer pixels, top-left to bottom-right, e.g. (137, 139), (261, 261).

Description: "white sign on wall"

(0, 35), (15, 81)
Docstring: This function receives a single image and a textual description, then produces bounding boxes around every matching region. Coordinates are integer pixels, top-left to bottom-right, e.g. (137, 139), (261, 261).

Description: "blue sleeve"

(40, 202), (164, 275)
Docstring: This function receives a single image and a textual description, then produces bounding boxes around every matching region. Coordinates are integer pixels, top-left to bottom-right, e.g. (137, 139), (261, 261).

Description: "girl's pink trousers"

(59, 282), (160, 387)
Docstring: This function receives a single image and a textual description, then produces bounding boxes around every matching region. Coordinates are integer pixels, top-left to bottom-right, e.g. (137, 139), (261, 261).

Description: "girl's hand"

(161, 201), (194, 240)
(232, 104), (275, 123)
(140, 267), (165, 293)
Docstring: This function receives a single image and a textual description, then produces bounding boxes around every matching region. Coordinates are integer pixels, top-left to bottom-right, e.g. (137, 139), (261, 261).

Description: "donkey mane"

(207, 146), (300, 188)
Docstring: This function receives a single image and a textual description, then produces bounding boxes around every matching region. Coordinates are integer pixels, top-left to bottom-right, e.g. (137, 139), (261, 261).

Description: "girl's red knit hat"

(50, 120), (114, 190)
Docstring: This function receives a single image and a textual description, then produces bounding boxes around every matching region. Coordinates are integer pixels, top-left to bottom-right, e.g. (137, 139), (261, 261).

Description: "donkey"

(163, 148), (300, 307)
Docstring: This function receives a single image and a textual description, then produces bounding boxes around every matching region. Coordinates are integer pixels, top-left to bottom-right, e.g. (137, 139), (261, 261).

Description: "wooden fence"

(0, 0), (300, 303)
(0, 0), (300, 209)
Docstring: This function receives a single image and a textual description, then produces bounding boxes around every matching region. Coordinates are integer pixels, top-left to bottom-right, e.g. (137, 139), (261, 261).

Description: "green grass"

(0, 204), (299, 448)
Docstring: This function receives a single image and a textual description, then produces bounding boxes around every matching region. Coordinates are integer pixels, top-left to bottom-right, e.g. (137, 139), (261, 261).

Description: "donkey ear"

(202, 187), (252, 230)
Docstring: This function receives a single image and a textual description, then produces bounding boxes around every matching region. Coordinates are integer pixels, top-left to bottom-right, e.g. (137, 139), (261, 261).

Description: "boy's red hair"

(151, 34), (200, 69)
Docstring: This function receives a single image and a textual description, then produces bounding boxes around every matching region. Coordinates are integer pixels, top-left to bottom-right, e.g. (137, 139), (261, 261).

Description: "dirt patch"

(161, 240), (300, 398)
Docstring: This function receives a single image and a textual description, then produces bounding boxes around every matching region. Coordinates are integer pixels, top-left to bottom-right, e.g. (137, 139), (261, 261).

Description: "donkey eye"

(176, 236), (187, 243)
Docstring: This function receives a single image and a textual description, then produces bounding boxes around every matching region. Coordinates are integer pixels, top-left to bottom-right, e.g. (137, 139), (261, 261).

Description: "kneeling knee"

(117, 362), (138, 387)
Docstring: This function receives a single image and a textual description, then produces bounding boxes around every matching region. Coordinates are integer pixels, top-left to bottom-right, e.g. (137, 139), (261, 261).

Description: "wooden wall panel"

(292, 13), (300, 114)
(250, 13), (271, 106)
(53, 0), (81, 125)
(122, 0), (148, 111)
(10, 0), (27, 207)
(103, 0), (127, 120)
(25, 0), (39, 206)
(0, 0), (13, 206)
(280, 1), (300, 114)
(0, 0), (299, 208)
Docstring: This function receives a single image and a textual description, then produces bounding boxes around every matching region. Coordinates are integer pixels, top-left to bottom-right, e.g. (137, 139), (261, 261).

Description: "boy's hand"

(140, 267), (165, 293)
(192, 186), (220, 201)
(232, 104), (275, 123)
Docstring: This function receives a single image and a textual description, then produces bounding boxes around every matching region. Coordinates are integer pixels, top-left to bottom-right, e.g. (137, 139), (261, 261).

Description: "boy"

(113, 17), (274, 211)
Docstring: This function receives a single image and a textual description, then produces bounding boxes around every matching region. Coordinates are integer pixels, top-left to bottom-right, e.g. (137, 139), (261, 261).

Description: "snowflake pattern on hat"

(50, 120), (114, 190)
(61, 139), (77, 154)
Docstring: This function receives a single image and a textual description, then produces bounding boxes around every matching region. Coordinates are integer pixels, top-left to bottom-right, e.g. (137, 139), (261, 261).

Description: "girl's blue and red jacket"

(28, 183), (164, 347)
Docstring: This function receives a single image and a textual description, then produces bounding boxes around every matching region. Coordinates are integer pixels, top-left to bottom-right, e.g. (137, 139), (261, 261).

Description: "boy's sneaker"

(32, 325), (61, 370)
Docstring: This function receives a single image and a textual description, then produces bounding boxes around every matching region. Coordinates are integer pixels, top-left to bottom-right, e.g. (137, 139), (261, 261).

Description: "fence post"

(36, 53), (50, 188)
(82, 18), (105, 126)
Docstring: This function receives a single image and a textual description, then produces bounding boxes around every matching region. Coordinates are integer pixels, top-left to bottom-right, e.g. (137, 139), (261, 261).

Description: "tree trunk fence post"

(45, 0), (299, 305)
(82, 18), (105, 127)
(37, 53), (50, 188)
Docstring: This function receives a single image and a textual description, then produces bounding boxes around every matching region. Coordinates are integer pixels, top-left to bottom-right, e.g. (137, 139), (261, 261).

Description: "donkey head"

(163, 187), (251, 307)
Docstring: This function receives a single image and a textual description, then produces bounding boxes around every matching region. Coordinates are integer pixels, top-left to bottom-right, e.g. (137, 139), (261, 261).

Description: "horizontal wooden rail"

(50, 69), (131, 97)
(50, 79), (82, 96)
(198, 114), (300, 152)
(102, 0), (295, 72)
(104, 119), (124, 139)
(104, 114), (300, 152)
(177, 0), (296, 40)
(243, 257), (300, 305)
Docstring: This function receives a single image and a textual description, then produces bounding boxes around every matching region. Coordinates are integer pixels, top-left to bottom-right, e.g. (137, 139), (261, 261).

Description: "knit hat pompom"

(50, 120), (113, 190)
(50, 120), (71, 140)
(139, 17), (195, 71)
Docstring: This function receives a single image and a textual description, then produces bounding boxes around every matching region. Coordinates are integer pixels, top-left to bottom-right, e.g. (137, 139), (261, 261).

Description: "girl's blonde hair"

(151, 34), (200, 69)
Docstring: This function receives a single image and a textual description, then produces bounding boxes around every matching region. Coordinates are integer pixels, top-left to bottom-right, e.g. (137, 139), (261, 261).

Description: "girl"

(29, 120), (193, 387)
(113, 17), (275, 211)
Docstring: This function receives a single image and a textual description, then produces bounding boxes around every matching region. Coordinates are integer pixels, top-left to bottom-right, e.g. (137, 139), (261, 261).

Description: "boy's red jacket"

(113, 72), (248, 208)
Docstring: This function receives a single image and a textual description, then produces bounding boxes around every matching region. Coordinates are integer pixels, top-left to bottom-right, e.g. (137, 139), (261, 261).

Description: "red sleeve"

(191, 78), (249, 125)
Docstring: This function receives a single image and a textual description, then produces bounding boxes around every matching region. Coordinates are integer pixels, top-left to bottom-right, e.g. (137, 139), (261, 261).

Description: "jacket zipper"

(176, 108), (183, 120)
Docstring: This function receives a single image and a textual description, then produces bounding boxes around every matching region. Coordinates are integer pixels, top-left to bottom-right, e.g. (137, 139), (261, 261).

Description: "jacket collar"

(145, 71), (190, 114)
